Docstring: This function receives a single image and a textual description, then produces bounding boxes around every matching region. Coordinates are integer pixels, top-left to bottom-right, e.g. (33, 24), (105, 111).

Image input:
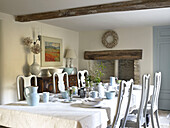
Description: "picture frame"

(40, 36), (63, 67)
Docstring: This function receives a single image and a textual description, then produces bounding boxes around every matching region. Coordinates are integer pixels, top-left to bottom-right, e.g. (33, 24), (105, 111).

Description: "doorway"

(153, 25), (170, 110)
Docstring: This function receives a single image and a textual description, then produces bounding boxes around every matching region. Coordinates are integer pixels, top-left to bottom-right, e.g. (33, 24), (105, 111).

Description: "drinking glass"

(85, 87), (90, 98)
(68, 88), (73, 101)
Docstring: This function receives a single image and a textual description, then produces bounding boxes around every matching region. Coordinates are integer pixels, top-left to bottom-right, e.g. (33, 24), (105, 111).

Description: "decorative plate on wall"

(102, 30), (119, 48)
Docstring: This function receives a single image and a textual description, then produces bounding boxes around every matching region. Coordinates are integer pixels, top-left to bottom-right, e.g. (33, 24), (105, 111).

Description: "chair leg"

(143, 114), (150, 128)
(155, 110), (160, 128)
(143, 123), (147, 128)
(137, 124), (141, 128)
(151, 112), (155, 128)
(146, 114), (150, 127)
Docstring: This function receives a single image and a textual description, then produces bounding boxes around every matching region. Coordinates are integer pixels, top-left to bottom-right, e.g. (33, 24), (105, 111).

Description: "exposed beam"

(84, 49), (142, 60)
(15, 0), (170, 22)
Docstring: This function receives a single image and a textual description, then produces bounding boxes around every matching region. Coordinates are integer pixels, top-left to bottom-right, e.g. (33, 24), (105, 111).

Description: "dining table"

(0, 85), (154, 128)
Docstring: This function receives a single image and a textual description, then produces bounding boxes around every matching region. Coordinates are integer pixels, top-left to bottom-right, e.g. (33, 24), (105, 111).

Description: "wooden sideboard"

(36, 74), (78, 93)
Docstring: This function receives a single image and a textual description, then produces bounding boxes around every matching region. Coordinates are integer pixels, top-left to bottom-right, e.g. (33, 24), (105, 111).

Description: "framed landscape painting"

(40, 36), (63, 67)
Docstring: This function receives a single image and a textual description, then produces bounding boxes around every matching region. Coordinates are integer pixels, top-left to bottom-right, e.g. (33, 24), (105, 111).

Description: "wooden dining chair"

(112, 80), (127, 128)
(119, 74), (150, 128)
(16, 75), (37, 100)
(112, 79), (134, 128)
(53, 72), (69, 93)
(147, 72), (161, 128)
(131, 74), (151, 126)
(77, 70), (88, 88)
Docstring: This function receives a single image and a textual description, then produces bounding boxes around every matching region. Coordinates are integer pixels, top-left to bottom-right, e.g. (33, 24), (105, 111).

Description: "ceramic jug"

(24, 86), (39, 106)
(97, 82), (105, 98)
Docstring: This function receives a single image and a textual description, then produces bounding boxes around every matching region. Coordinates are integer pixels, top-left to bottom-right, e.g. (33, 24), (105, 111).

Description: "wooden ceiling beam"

(15, 0), (170, 22)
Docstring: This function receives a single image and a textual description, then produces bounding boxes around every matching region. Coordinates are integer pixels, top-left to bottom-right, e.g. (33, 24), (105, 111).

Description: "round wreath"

(102, 30), (118, 48)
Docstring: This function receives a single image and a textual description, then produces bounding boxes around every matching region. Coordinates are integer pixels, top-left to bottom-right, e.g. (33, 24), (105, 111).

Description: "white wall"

(0, 12), (79, 104)
(0, 11), (154, 104)
(79, 28), (153, 84)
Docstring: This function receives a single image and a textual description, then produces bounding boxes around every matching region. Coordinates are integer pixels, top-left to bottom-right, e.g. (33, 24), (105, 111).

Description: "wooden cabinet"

(36, 74), (78, 93)
(68, 74), (78, 87)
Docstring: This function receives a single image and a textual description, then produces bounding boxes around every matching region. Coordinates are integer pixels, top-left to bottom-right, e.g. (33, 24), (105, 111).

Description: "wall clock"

(102, 30), (118, 48)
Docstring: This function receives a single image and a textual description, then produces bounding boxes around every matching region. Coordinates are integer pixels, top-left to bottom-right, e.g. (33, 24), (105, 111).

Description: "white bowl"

(48, 68), (63, 74)
(40, 69), (51, 77)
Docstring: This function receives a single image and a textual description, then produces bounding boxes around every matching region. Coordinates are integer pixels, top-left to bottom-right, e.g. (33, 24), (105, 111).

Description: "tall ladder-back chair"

(112, 79), (134, 128)
(131, 72), (161, 128)
(119, 74), (150, 128)
(147, 72), (161, 128)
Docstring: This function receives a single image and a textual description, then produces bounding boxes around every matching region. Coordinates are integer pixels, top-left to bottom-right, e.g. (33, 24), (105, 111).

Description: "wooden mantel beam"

(84, 49), (142, 60)
(15, 0), (170, 22)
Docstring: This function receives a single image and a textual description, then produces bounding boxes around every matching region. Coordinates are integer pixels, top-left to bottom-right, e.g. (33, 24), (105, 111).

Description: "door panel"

(153, 26), (170, 110)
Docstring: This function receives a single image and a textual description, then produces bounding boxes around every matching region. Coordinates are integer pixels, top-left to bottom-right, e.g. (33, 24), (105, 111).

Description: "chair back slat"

(121, 79), (134, 128)
(77, 70), (88, 88)
(137, 74), (150, 125)
(53, 72), (69, 93)
(152, 72), (161, 109)
(143, 74), (150, 116)
(112, 79), (133, 128)
(112, 80), (125, 128)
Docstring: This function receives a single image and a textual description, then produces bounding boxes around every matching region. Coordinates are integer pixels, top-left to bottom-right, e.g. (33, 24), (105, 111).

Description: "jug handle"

(24, 87), (29, 99)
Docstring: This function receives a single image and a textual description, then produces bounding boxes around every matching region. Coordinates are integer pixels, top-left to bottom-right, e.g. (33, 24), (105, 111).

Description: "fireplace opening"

(87, 60), (115, 83)
(87, 59), (140, 84)
(118, 60), (134, 81)
(85, 49), (142, 84)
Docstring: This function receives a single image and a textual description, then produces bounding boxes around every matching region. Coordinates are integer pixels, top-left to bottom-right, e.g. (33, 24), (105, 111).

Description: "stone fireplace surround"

(84, 49), (142, 84)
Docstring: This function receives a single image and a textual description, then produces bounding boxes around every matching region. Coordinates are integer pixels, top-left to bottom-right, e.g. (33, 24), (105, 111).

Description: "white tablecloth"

(0, 85), (153, 128)
(0, 99), (112, 128)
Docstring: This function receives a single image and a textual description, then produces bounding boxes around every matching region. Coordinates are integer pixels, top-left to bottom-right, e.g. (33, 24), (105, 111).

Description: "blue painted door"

(153, 25), (170, 110)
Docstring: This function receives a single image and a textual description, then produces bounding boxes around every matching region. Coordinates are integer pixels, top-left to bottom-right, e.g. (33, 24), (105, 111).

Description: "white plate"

(80, 103), (102, 108)
(81, 98), (103, 106)
(62, 100), (72, 103)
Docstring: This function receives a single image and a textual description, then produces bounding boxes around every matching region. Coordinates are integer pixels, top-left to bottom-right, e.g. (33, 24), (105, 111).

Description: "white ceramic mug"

(43, 92), (49, 103)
